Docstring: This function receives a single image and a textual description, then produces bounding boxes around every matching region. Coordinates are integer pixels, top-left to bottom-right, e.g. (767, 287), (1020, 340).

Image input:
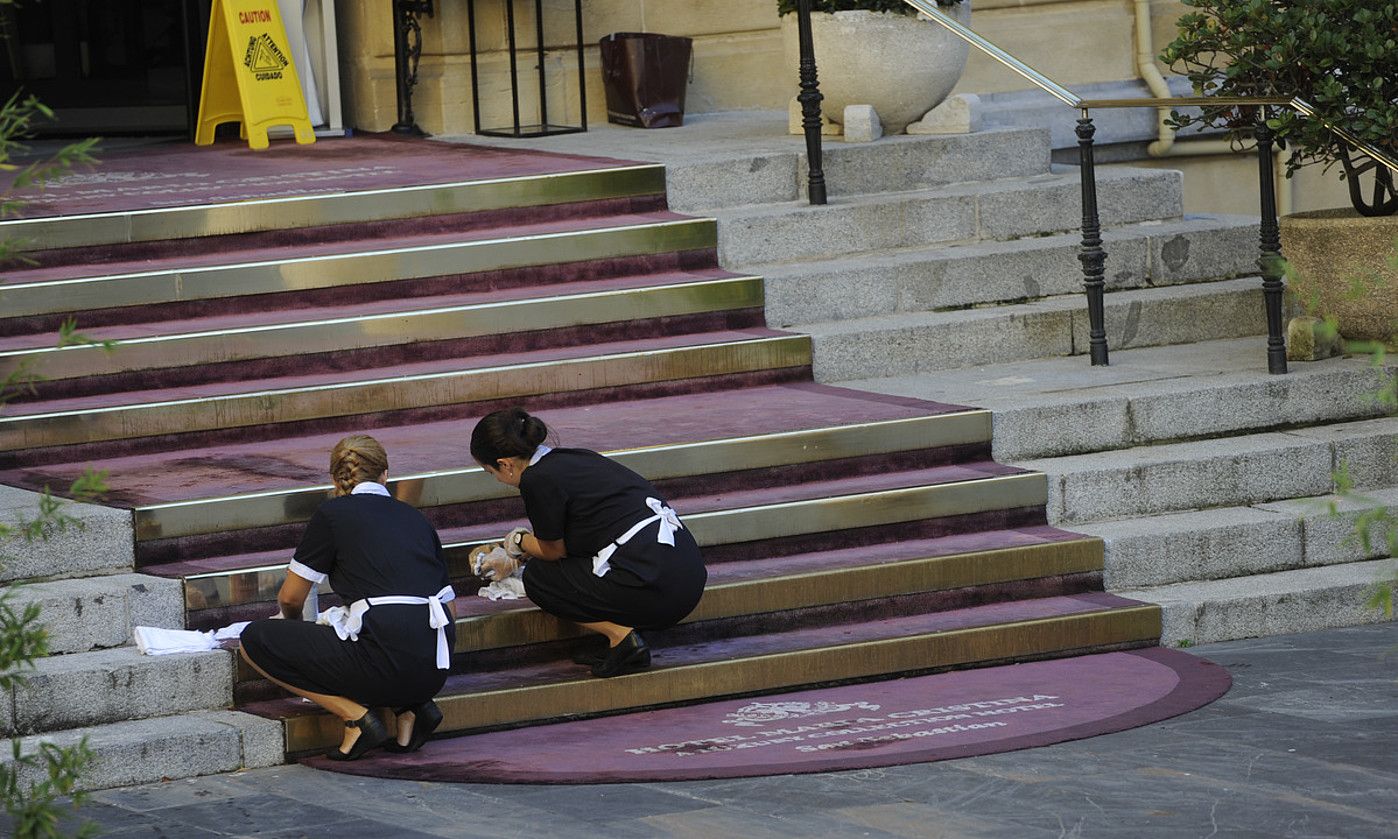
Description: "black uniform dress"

(519, 447), (706, 629)
(240, 485), (456, 708)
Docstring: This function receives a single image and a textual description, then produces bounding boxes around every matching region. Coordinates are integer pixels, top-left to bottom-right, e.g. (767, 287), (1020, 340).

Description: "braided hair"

(329, 434), (389, 497)
(470, 407), (549, 467)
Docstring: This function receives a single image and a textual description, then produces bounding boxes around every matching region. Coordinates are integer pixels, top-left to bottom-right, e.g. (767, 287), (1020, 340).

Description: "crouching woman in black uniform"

(240, 435), (456, 760)
(471, 407), (707, 678)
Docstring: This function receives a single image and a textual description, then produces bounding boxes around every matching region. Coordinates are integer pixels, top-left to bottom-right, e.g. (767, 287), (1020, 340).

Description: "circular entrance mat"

(306, 647), (1229, 784)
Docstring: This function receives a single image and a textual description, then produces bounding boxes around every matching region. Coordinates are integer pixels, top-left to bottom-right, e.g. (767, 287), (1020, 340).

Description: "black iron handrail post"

(1077, 109), (1109, 366)
(1256, 107), (1289, 374)
(392, 0), (434, 135)
(795, 0), (828, 205)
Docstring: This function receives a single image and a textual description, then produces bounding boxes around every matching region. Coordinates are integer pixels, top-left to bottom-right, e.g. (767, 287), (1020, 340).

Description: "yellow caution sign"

(195, 0), (315, 150)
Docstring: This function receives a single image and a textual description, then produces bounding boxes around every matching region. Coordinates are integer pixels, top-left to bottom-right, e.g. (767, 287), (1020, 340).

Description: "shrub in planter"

(776, 0), (970, 135)
(1160, 0), (1398, 217)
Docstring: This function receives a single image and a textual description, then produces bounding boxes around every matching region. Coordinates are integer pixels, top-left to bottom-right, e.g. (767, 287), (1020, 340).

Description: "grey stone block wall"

(7, 647), (233, 735)
(0, 486), (134, 584)
(6, 574), (183, 655)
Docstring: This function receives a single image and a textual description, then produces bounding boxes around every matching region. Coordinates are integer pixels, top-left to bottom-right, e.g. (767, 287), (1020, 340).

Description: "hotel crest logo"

(243, 32), (289, 81)
(721, 700), (882, 727)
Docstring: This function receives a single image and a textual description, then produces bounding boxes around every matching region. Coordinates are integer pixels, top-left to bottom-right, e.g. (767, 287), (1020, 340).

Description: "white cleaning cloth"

(133, 626), (216, 655)
(477, 576), (527, 601)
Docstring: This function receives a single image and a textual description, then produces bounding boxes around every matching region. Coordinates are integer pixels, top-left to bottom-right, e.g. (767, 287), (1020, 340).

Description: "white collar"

(350, 482), (391, 497)
(528, 445), (553, 466)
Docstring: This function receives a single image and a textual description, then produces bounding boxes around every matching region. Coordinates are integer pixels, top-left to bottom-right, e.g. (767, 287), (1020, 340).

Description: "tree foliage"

(1160, 0), (1398, 195)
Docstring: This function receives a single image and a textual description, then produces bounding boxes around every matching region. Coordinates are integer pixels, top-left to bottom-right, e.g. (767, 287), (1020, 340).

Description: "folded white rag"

(477, 576), (527, 601)
(133, 626), (216, 655)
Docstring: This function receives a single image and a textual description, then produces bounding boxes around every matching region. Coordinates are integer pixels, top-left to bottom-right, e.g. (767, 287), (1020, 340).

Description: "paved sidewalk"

(42, 622), (1398, 838)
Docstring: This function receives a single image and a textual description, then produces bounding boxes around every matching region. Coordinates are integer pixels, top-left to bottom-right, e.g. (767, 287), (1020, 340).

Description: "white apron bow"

(318, 585), (456, 669)
(591, 497), (684, 578)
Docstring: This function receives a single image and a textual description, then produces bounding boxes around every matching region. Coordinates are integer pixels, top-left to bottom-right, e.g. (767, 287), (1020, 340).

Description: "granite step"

(1076, 487), (1398, 590)
(3, 573), (183, 655)
(759, 215), (1260, 327)
(2, 646), (233, 736)
(713, 166), (1183, 267)
(238, 592), (1160, 754)
(0, 485), (134, 584)
(1016, 417), (1398, 526)
(1121, 557), (1397, 645)
(803, 278), (1268, 381)
(836, 337), (1398, 461)
(0, 711), (282, 793)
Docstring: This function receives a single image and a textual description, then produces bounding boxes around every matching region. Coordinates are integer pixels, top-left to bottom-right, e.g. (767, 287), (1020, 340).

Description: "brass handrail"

(903, 0), (1398, 176)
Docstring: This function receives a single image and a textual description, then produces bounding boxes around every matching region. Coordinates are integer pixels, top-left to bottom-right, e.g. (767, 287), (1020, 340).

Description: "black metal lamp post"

(795, 0), (828, 205)
(392, 0), (434, 135)
(1255, 107), (1288, 374)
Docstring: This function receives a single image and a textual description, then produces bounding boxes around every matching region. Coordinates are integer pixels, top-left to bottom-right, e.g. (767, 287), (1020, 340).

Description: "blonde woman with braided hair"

(240, 435), (456, 761)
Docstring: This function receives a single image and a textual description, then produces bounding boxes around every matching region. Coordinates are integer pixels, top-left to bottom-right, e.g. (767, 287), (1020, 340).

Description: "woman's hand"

(471, 544), (520, 582)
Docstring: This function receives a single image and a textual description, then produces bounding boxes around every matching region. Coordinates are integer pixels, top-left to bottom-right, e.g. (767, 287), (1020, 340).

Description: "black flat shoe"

(327, 711), (390, 761)
(384, 700), (444, 754)
(591, 631), (651, 678)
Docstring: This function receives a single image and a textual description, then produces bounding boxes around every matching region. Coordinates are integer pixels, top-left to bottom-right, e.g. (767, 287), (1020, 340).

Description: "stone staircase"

(5, 119), (1388, 790)
(691, 126), (1395, 649)
(0, 135), (1167, 787)
(0, 485), (281, 791)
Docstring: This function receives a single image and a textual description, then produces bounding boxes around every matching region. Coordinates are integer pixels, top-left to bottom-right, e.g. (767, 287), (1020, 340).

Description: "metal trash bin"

(599, 32), (693, 128)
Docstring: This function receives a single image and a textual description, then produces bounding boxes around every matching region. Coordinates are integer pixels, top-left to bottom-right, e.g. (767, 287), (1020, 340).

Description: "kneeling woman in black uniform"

(240, 435), (456, 760)
(471, 407), (707, 678)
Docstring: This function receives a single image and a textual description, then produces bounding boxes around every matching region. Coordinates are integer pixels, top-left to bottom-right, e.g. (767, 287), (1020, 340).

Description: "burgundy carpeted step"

(2, 250), (720, 339)
(139, 453), (1028, 570)
(0, 367), (811, 470)
(0, 267), (747, 355)
(12, 308), (769, 402)
(238, 592), (1149, 723)
(0, 211), (696, 287)
(4, 382), (950, 505)
(25, 195), (670, 272)
(6, 135), (642, 219)
(0, 327), (794, 419)
(215, 524), (1094, 642)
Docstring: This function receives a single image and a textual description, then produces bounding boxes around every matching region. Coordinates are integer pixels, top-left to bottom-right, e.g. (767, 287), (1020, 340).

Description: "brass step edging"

(452, 537), (1104, 652)
(0, 334), (811, 450)
(3, 277), (765, 382)
(184, 470), (1044, 610)
(0, 165), (667, 251)
(279, 603), (1161, 752)
(144, 411), (991, 541)
(0, 217), (716, 319)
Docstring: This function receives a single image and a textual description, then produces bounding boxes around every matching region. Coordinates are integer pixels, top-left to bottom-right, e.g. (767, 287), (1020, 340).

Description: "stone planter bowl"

(781, 5), (972, 135)
(1280, 208), (1398, 344)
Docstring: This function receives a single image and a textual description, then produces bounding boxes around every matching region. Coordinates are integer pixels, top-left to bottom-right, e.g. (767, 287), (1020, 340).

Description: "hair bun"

(521, 414), (548, 448)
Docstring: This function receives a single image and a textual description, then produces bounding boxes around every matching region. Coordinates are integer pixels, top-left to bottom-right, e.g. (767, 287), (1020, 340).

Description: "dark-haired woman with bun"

(239, 434), (456, 760)
(470, 407), (706, 677)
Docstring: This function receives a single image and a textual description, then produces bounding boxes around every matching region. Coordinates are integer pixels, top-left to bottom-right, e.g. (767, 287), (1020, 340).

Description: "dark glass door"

(0, 0), (206, 136)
